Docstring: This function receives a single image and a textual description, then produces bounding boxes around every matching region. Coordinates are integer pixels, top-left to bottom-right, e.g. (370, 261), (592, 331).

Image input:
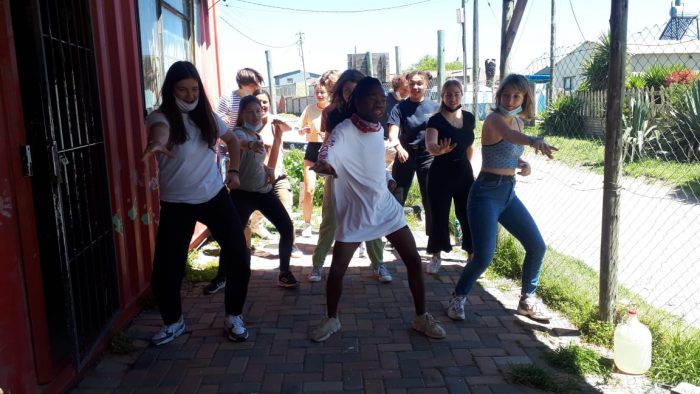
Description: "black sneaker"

(277, 271), (300, 288)
(203, 278), (226, 295)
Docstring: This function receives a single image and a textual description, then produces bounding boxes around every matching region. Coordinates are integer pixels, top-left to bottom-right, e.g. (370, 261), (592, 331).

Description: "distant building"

(274, 70), (321, 86)
(347, 52), (390, 82)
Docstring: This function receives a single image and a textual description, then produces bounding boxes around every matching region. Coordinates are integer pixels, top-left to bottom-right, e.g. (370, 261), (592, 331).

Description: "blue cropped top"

(481, 139), (524, 169)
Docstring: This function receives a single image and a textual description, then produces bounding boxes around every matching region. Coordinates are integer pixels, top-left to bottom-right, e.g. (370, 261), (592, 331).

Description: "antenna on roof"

(660, 0), (700, 40)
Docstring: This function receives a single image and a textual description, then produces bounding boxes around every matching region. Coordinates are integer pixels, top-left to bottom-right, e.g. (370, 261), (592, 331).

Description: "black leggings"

(151, 188), (250, 323)
(222, 189), (294, 275)
(426, 158), (474, 254)
(391, 148), (434, 235)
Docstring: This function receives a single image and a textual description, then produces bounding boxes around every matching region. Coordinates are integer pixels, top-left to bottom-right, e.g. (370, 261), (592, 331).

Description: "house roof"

(274, 70), (321, 79)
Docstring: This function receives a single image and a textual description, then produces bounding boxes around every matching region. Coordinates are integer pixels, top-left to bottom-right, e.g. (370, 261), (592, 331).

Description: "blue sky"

(216, 0), (700, 90)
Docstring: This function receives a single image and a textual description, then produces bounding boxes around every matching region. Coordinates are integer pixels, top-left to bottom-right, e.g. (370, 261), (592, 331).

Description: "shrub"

(668, 80), (700, 161)
(626, 74), (646, 89)
(581, 34), (612, 92)
(622, 89), (661, 162)
(664, 68), (696, 87)
(643, 64), (685, 89)
(541, 95), (584, 136)
(283, 148), (325, 207)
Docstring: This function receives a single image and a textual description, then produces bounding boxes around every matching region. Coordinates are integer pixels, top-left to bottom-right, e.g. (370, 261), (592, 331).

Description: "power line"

(224, 0), (437, 14)
(218, 15), (296, 48)
(568, 0), (587, 42)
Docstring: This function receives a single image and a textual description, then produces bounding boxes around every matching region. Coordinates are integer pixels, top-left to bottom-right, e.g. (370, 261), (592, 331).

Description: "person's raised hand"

(437, 137), (456, 155)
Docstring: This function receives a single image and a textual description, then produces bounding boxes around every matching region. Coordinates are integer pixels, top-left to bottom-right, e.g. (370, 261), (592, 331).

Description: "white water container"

(613, 309), (652, 374)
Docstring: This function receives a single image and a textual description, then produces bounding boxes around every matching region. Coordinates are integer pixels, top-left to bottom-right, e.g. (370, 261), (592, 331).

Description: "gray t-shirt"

(234, 127), (272, 193)
(146, 111), (227, 204)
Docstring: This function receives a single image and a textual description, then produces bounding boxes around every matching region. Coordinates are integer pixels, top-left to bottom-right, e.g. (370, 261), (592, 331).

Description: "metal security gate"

(11, 0), (119, 368)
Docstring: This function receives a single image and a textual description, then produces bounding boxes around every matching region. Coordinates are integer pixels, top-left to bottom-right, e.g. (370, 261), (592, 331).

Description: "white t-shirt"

(319, 118), (406, 242)
(146, 110), (227, 204)
(234, 127), (272, 193)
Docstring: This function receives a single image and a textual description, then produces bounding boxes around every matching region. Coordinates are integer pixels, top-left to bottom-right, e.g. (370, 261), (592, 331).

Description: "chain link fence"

(516, 23), (700, 329)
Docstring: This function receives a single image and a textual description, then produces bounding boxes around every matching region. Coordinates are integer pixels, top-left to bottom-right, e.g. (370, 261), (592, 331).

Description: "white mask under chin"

(176, 97), (199, 113)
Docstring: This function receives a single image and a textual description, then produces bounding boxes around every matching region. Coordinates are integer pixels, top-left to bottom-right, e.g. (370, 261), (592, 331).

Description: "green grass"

(527, 124), (700, 195)
(545, 344), (613, 381)
(510, 364), (577, 392)
(488, 228), (700, 386)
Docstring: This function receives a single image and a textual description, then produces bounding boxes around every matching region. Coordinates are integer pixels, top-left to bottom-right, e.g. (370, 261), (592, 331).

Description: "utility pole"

(472, 0), (480, 120)
(460, 0), (468, 90)
(297, 32), (309, 97)
(600, 0), (628, 323)
(366, 51), (374, 77)
(437, 30), (445, 98)
(547, 0), (556, 105)
(265, 50), (277, 114)
(500, 0), (528, 79)
(395, 46), (401, 74)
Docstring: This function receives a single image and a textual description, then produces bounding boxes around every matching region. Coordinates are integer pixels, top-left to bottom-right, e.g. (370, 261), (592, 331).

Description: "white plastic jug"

(613, 308), (652, 374)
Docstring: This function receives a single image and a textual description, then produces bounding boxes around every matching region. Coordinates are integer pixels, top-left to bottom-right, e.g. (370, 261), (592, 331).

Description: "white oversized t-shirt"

(146, 111), (227, 204)
(318, 118), (406, 242)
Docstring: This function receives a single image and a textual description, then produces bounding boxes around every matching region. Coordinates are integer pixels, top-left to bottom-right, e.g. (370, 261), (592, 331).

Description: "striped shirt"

(217, 90), (242, 130)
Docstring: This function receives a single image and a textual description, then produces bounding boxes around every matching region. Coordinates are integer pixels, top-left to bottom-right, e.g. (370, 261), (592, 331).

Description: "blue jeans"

(455, 175), (546, 297)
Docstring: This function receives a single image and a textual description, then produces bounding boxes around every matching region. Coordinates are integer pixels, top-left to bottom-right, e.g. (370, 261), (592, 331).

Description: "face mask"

(175, 97), (198, 113)
(498, 105), (522, 117)
(244, 122), (263, 132)
(441, 102), (462, 113)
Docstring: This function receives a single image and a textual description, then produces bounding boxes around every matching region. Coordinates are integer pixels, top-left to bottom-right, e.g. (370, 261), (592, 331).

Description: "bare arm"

(266, 122), (284, 170)
(142, 122), (175, 159)
(467, 145), (474, 162)
(425, 127), (440, 155)
(220, 130), (241, 189)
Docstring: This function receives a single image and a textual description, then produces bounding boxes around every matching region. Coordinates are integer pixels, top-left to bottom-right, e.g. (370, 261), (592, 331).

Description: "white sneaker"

(411, 313), (446, 339)
(307, 266), (322, 282)
(224, 314), (249, 342)
(253, 226), (274, 239)
(374, 264), (392, 283)
(447, 294), (467, 321)
(426, 254), (441, 274)
(291, 245), (304, 258)
(358, 243), (367, 258)
(310, 316), (341, 342)
(151, 315), (186, 346)
(301, 222), (312, 237)
(517, 297), (551, 322)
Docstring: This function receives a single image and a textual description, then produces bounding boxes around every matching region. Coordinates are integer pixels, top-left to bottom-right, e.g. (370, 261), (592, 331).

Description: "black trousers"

(426, 158), (474, 254)
(392, 148), (434, 235)
(227, 188), (294, 272)
(151, 187), (250, 324)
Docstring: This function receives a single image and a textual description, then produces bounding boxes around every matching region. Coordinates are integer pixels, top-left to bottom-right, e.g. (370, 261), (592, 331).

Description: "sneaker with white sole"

(374, 264), (392, 283)
(224, 314), (249, 342)
(278, 270), (300, 288)
(203, 277), (226, 295)
(152, 315), (186, 346)
(310, 316), (341, 342)
(412, 313), (446, 339)
(307, 266), (322, 282)
(301, 222), (313, 237)
(447, 294), (467, 321)
(291, 245), (304, 258)
(517, 297), (551, 322)
(426, 254), (441, 274)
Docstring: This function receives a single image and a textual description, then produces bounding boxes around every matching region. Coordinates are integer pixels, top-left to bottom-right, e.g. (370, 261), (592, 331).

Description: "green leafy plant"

(545, 344), (613, 380)
(668, 80), (700, 161)
(580, 34), (612, 92)
(622, 90), (660, 162)
(541, 95), (584, 136)
(283, 148), (325, 207)
(626, 74), (646, 89)
(643, 64), (685, 89)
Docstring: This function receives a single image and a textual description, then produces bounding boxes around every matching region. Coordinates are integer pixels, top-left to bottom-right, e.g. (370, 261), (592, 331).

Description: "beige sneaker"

(310, 316), (341, 342)
(411, 313), (446, 339)
(517, 298), (551, 322)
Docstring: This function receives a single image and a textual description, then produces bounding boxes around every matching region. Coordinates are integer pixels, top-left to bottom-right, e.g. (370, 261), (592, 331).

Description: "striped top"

(217, 90), (241, 129)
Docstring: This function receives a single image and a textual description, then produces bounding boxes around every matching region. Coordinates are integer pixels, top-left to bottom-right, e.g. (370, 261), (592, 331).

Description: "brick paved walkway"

(73, 230), (598, 393)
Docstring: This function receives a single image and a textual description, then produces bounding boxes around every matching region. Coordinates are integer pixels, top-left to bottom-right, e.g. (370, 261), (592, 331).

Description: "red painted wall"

(0, 0), (223, 391)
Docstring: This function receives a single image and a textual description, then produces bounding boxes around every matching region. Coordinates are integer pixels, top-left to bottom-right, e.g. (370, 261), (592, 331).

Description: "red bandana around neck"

(351, 113), (381, 133)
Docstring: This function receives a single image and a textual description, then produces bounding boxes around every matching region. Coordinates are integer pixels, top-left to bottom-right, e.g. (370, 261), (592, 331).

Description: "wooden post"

(395, 46), (401, 74)
(500, 0), (528, 79)
(547, 0), (555, 105)
(265, 50), (277, 114)
(600, 0), (628, 323)
(472, 0), (480, 119)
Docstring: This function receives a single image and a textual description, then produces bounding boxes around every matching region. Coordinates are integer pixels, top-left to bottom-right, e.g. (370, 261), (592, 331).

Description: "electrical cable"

(226, 0), (437, 14)
(219, 15), (296, 48)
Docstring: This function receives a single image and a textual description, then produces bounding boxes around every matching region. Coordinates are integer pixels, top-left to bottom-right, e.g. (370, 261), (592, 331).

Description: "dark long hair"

(347, 77), (383, 119)
(331, 69), (365, 110)
(159, 61), (218, 148)
(235, 95), (262, 127)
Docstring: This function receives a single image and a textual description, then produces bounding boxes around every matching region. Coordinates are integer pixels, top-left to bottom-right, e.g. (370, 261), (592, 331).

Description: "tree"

(409, 55), (463, 71)
(580, 34), (612, 92)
